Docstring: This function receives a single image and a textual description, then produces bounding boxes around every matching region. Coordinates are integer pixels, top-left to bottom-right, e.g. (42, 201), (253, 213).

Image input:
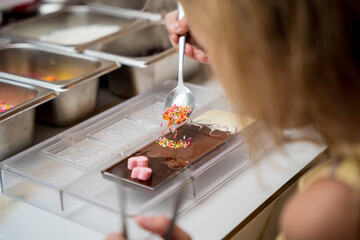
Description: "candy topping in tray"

(0, 102), (14, 112)
(13, 72), (57, 81)
(43, 75), (56, 81)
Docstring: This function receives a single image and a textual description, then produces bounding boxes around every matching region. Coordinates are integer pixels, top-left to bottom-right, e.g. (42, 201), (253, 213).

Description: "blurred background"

(0, 0), (215, 155)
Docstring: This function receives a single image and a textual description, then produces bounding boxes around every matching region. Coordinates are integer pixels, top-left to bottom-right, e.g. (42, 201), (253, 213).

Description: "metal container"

(0, 5), (145, 52)
(0, 43), (119, 126)
(38, 0), (83, 14)
(0, 38), (10, 46)
(88, 0), (148, 11)
(85, 23), (199, 97)
(0, 78), (56, 161)
(87, 0), (176, 19)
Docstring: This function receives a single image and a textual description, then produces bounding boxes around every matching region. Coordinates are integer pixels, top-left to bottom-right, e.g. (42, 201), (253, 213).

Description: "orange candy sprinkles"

(163, 104), (191, 128)
(156, 136), (191, 149)
(43, 75), (56, 81)
(156, 105), (192, 149)
(0, 102), (14, 112)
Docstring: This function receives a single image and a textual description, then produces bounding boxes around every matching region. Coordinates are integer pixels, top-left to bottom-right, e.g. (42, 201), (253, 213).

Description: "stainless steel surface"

(40, 0), (81, 3)
(0, 78), (56, 161)
(87, 0), (176, 19)
(0, 37), (10, 46)
(0, 43), (117, 91)
(164, 3), (195, 113)
(0, 43), (119, 126)
(85, 23), (175, 67)
(38, 0), (80, 15)
(32, 82), (127, 145)
(41, 0), (77, 2)
(0, 5), (142, 52)
(89, 0), (147, 11)
(86, 23), (199, 97)
(36, 78), (99, 126)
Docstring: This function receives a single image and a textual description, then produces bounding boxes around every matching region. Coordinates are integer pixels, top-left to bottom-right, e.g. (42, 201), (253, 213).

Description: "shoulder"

(280, 178), (359, 240)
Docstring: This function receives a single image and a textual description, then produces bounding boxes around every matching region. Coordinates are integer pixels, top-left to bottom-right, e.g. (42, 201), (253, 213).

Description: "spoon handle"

(177, 3), (185, 88)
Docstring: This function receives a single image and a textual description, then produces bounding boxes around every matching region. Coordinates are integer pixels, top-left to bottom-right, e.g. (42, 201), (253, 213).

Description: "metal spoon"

(164, 3), (195, 114)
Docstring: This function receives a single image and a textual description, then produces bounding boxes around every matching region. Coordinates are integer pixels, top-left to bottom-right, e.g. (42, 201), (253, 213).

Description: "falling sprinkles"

(157, 105), (192, 149)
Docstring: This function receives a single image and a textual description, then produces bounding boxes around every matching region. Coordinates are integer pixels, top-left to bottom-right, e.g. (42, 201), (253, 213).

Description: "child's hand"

(165, 10), (209, 64)
(136, 215), (191, 240)
(106, 215), (191, 240)
(106, 233), (125, 240)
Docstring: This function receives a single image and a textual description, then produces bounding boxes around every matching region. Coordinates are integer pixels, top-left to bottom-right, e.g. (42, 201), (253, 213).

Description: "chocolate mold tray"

(44, 116), (158, 169)
(128, 95), (166, 124)
(0, 80), (221, 190)
(89, 118), (157, 148)
(0, 81), (269, 237)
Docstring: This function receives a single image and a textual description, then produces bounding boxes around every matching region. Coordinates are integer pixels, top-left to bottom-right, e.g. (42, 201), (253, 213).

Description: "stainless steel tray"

(87, 0), (176, 19)
(0, 43), (118, 91)
(38, 1), (83, 14)
(85, 23), (199, 97)
(0, 5), (147, 52)
(0, 43), (119, 125)
(0, 78), (56, 160)
(84, 23), (175, 68)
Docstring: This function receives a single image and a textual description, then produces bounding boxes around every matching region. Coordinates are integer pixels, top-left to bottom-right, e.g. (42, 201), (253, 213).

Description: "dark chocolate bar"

(102, 122), (234, 190)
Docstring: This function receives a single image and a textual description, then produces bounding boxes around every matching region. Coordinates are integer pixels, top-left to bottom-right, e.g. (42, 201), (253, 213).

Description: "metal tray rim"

(0, 78), (57, 122)
(84, 47), (175, 68)
(0, 43), (119, 92)
(0, 5), (154, 52)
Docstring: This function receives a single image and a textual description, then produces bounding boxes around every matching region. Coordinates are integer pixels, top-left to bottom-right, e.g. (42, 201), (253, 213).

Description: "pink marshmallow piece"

(131, 167), (152, 181)
(127, 156), (148, 170)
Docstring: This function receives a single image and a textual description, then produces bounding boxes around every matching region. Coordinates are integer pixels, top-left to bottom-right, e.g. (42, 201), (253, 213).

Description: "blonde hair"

(181, 0), (360, 146)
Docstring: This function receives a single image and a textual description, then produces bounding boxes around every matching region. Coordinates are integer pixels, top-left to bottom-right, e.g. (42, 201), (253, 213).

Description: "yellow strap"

(299, 156), (360, 191)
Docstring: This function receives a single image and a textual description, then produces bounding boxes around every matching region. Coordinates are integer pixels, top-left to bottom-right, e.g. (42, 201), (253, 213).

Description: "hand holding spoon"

(164, 3), (195, 115)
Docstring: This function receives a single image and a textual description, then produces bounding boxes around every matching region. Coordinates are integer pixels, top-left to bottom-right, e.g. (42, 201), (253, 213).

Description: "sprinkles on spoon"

(163, 104), (191, 128)
(157, 104), (192, 149)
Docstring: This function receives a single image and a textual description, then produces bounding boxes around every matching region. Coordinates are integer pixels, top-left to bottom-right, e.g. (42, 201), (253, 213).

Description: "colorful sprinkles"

(156, 105), (192, 149)
(43, 75), (56, 81)
(0, 102), (14, 113)
(163, 104), (191, 128)
(156, 136), (191, 149)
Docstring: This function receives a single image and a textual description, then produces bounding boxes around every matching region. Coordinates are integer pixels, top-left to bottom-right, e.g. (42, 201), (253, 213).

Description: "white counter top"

(0, 140), (325, 240)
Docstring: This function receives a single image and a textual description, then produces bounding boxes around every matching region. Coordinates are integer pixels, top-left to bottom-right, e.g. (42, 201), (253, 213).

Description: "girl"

(108, 1), (360, 239)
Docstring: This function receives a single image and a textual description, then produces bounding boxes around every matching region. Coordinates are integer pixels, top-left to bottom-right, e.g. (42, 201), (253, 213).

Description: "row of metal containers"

(0, 1), (199, 161)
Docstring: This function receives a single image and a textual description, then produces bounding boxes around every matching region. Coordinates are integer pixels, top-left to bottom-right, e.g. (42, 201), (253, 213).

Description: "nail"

(185, 44), (190, 52)
(169, 22), (179, 32)
(196, 52), (203, 60)
(136, 215), (150, 226)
